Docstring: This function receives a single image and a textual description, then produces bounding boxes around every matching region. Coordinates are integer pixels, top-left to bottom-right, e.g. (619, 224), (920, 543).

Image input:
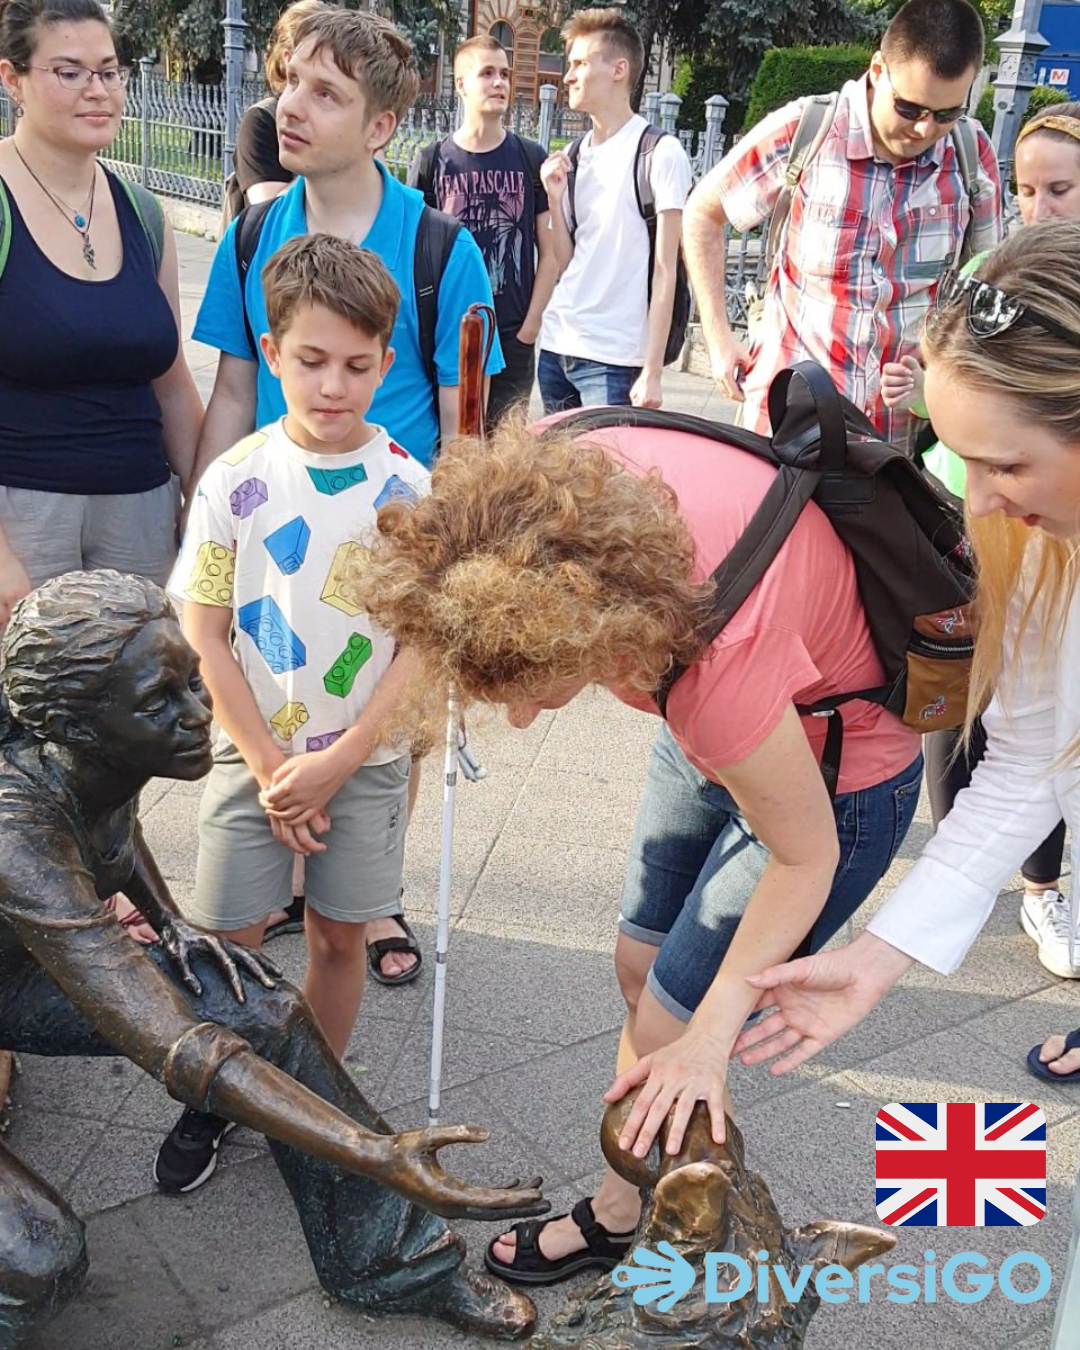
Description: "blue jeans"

(620, 724), (923, 1020)
(537, 349), (641, 414)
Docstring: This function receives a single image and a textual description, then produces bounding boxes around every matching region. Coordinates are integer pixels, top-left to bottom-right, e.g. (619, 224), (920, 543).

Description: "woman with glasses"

(0, 0), (203, 940)
(0, 0), (202, 615)
(883, 103), (1080, 984)
(740, 218), (1080, 1349)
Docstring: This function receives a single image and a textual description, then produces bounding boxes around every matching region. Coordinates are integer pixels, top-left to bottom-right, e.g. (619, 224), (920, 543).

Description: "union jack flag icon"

(876, 1102), (1046, 1227)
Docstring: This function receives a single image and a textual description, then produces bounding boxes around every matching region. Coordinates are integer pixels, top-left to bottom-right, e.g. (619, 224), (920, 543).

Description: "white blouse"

(868, 576), (1080, 972)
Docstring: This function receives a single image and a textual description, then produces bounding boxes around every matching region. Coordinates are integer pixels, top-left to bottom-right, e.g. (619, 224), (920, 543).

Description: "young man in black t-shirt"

(409, 36), (559, 424)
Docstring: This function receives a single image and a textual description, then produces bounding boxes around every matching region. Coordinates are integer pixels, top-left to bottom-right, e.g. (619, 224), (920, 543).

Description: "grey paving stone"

(837, 1027), (1080, 1121)
(478, 1033), (625, 1184)
(379, 1022), (558, 1112)
(33, 1203), (206, 1350)
(416, 924), (627, 1046)
(135, 1153), (318, 1326)
(462, 834), (628, 945)
(501, 763), (647, 854)
(11, 1052), (140, 1122)
(2, 1106), (101, 1192)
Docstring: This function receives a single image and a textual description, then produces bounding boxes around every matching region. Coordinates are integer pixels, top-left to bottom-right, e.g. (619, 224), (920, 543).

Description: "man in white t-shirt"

(537, 7), (692, 412)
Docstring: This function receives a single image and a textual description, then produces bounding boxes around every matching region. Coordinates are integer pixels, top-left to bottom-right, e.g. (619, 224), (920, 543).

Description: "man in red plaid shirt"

(685, 0), (1002, 451)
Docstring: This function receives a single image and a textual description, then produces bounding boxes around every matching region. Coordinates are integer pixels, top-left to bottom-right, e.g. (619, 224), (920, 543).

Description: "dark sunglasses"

(883, 60), (967, 125)
(934, 272), (1080, 350)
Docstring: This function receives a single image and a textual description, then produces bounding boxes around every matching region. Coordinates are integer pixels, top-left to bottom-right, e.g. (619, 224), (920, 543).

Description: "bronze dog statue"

(534, 1091), (895, 1348)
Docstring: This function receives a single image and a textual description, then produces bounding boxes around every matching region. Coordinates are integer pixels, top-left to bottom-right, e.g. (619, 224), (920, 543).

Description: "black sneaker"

(153, 1108), (237, 1194)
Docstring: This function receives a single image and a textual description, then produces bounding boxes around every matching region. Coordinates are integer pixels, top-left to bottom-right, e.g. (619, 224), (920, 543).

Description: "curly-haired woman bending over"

(351, 413), (923, 1285)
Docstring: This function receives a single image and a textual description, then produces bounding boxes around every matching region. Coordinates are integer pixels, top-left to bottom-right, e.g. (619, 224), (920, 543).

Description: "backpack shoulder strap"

(634, 123), (666, 223)
(233, 198), (275, 360)
(413, 205), (464, 391)
(0, 180), (10, 284)
(948, 116), (982, 268)
(414, 139), (443, 208)
(116, 176), (166, 275)
(565, 133), (586, 239)
(762, 93), (838, 280)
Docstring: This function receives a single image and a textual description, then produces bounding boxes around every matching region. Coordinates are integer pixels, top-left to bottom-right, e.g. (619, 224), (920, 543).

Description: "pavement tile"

(499, 764), (646, 855)
(33, 1203), (206, 1350)
(2, 1106), (102, 1192)
(8, 1052), (140, 1122)
(461, 835), (627, 945)
(415, 924), (626, 1045)
(478, 1033), (624, 1184)
(379, 1022), (558, 1111)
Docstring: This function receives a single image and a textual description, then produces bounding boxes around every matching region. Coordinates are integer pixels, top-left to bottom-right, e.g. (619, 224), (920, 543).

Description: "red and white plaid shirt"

(715, 77), (1003, 447)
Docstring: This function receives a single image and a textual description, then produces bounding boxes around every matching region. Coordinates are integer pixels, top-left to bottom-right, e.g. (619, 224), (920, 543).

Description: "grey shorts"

(0, 477), (181, 588)
(191, 747), (410, 931)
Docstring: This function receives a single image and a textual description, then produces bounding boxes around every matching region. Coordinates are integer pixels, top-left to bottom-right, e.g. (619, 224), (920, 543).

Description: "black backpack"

(551, 363), (976, 795)
(232, 199), (463, 394)
(566, 123), (692, 367)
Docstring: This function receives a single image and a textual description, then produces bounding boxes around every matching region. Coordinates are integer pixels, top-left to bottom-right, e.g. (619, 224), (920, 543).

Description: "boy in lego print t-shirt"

(159, 237), (428, 1193)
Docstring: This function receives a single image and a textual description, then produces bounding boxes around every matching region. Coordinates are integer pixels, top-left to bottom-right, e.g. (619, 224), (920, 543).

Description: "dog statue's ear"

(651, 1162), (734, 1242)
(599, 1094), (661, 1189)
(789, 1219), (896, 1273)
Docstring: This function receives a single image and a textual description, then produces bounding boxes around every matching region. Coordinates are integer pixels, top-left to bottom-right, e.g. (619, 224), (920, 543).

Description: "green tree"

(114, 0), (459, 79)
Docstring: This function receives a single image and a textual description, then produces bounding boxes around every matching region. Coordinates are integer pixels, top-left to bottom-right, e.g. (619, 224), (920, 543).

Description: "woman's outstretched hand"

(733, 933), (915, 1075)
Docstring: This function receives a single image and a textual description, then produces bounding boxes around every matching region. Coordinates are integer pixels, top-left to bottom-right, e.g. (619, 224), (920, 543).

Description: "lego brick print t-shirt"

(415, 134), (547, 335)
(170, 421), (429, 764)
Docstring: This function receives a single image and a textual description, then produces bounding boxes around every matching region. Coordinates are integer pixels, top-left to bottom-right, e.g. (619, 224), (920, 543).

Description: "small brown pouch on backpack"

(901, 604), (976, 730)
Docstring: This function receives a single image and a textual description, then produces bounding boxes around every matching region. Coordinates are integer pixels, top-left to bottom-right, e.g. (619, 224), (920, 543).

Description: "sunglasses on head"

(934, 272), (1080, 349)
(882, 59), (968, 125)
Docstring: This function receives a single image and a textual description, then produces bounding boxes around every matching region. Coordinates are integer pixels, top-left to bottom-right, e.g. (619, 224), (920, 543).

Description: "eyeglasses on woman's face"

(28, 64), (130, 90)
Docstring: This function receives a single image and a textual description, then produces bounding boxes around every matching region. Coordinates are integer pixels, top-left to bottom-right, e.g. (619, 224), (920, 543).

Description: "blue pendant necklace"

(12, 143), (97, 269)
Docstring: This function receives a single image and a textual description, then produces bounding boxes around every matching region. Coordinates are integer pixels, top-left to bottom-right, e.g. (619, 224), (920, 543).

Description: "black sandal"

(483, 1197), (635, 1286)
(367, 914), (423, 986)
(264, 894), (306, 943)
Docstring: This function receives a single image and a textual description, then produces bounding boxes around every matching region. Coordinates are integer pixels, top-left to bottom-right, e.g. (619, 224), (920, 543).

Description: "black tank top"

(0, 168), (179, 495)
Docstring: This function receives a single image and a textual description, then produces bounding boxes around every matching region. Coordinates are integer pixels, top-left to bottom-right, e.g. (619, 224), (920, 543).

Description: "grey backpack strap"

(761, 93), (838, 281)
(948, 116), (982, 269)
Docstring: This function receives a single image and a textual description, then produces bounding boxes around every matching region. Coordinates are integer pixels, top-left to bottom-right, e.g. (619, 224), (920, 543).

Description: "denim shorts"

(620, 724), (923, 1021)
(537, 349), (641, 414)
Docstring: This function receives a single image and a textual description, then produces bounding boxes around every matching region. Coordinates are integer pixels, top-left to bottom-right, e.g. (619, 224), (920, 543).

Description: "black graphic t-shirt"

(410, 133), (548, 335)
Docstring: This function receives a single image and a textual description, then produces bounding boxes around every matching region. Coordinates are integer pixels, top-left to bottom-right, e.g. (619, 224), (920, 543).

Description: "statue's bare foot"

(395, 1266), (537, 1340)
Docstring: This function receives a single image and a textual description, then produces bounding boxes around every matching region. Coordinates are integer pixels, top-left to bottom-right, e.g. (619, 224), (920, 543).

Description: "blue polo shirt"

(193, 163), (503, 466)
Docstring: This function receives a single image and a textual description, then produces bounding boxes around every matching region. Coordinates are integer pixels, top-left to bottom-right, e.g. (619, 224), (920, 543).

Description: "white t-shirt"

(540, 114), (692, 367)
(170, 421), (429, 764)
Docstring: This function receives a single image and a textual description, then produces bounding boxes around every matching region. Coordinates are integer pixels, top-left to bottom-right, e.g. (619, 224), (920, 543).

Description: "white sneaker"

(1020, 889), (1080, 979)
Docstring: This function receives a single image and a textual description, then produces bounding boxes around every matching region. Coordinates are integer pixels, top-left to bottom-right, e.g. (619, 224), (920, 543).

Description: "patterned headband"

(1016, 114), (1080, 149)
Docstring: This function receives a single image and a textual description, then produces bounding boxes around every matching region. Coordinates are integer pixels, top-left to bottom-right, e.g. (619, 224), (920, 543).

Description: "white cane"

(428, 301), (494, 1126)
(428, 689), (459, 1125)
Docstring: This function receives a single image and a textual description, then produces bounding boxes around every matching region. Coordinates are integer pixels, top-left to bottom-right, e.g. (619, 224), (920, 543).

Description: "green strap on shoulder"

(0, 181), (11, 283)
(0, 174), (163, 284)
(117, 175), (165, 274)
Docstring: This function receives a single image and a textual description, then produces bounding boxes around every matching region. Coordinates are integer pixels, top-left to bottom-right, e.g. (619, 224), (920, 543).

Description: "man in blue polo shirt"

(191, 7), (502, 474)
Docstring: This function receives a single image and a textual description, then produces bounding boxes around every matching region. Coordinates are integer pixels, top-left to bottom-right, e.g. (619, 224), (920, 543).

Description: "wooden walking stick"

(428, 305), (495, 1126)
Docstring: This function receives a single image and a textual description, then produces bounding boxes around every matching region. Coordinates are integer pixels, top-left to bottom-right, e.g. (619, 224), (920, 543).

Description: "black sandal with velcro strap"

(483, 1196), (635, 1286)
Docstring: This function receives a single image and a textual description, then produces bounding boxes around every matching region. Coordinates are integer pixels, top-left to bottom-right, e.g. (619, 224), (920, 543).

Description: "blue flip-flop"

(1027, 1027), (1080, 1082)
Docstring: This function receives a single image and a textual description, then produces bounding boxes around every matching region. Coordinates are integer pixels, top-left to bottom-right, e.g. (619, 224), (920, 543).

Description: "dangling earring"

(13, 103), (23, 119)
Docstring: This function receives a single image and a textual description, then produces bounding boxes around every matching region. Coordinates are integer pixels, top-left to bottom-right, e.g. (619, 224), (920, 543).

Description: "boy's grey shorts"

(190, 747), (410, 931)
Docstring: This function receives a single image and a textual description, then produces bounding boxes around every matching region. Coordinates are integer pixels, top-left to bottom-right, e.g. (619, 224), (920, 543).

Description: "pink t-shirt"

(590, 424), (919, 795)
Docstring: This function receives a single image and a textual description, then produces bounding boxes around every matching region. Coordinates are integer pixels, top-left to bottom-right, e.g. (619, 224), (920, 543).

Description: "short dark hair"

(454, 34), (506, 77)
(882, 0), (984, 80)
(0, 0), (110, 70)
(561, 7), (644, 90)
(262, 234), (400, 349)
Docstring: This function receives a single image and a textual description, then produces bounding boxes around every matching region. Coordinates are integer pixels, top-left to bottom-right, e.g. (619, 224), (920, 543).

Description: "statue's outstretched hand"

(161, 919), (281, 1004)
(372, 1124), (549, 1222)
